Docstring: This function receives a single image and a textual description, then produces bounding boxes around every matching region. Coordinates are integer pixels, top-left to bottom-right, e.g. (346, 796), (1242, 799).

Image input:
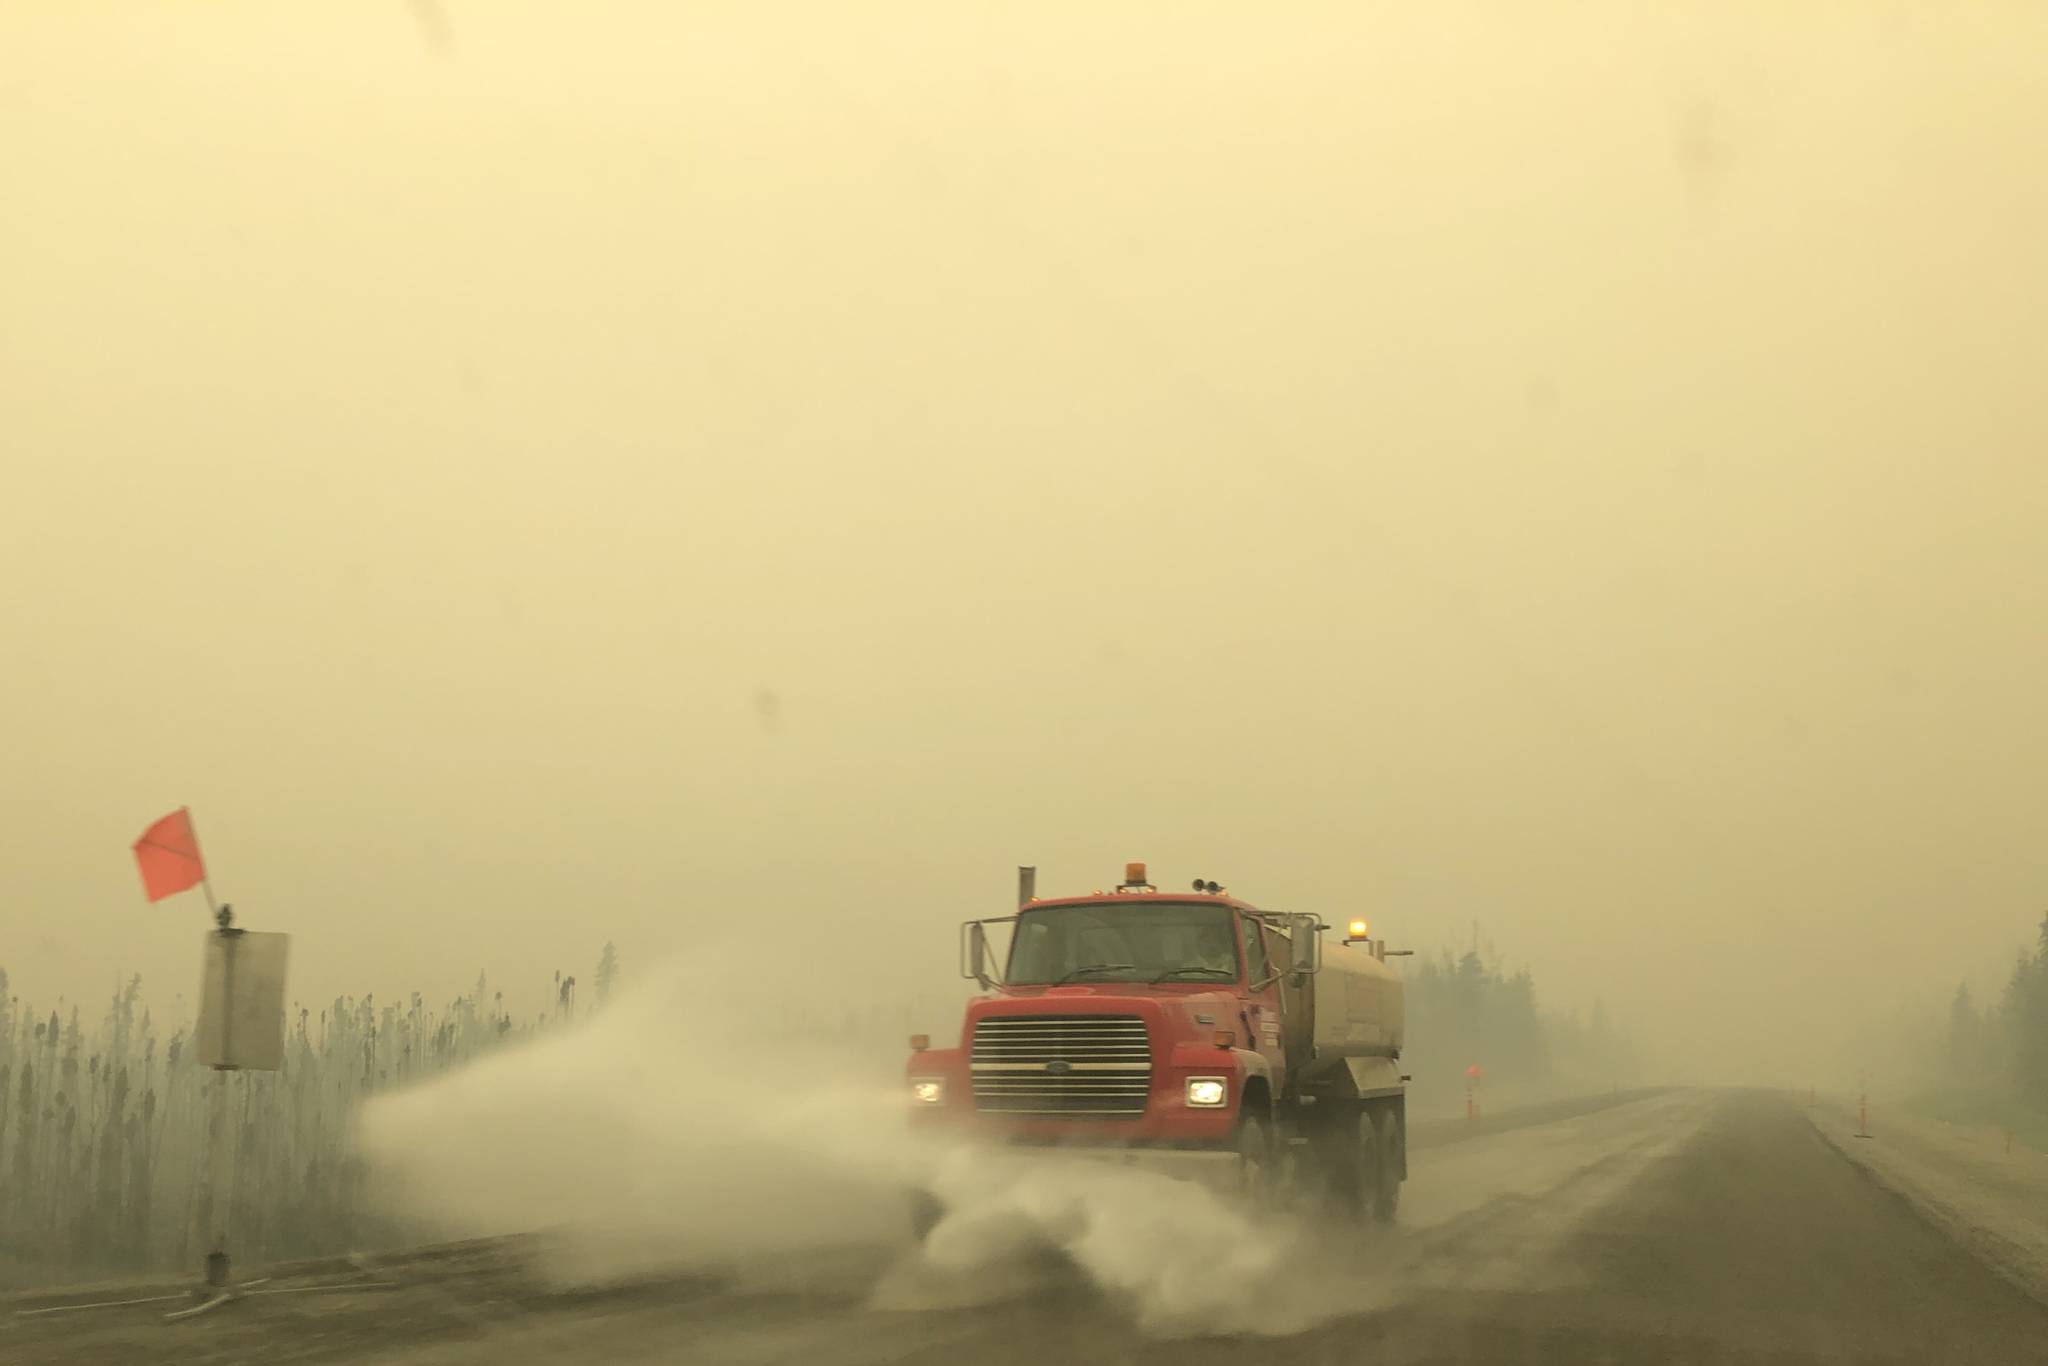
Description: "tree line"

(0, 946), (619, 1290)
(1943, 911), (2048, 1114)
(1401, 947), (1643, 1108)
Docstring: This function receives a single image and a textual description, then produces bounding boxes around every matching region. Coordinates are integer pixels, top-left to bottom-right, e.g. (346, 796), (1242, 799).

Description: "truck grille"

(970, 1014), (1152, 1116)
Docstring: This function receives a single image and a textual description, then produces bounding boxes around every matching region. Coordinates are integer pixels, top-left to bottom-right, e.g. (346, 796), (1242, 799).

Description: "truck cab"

(905, 863), (1407, 1228)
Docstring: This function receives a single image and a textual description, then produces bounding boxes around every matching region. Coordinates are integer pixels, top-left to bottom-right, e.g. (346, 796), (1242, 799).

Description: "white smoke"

(882, 1145), (1391, 1336)
(357, 962), (1687, 1336)
(356, 960), (1368, 1332)
(355, 962), (924, 1281)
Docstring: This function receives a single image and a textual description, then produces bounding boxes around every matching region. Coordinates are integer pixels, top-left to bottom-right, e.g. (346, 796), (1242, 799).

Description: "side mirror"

(960, 920), (1006, 988)
(1290, 913), (1322, 977)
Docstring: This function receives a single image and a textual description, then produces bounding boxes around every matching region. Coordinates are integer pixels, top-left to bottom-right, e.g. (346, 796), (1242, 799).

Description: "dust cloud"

(355, 964), (918, 1276)
(884, 1147), (1381, 1337)
(356, 962), (1385, 1335)
(357, 961), (1697, 1338)
(884, 1091), (1711, 1337)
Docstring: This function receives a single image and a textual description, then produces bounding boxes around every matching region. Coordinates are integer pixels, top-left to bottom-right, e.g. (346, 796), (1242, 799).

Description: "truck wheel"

(908, 1190), (943, 1242)
(1317, 1107), (1380, 1220)
(1234, 1109), (1276, 1201)
(1371, 1108), (1403, 1223)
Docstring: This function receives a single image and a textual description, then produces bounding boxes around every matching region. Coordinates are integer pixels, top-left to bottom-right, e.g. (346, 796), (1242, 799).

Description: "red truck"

(906, 863), (1407, 1232)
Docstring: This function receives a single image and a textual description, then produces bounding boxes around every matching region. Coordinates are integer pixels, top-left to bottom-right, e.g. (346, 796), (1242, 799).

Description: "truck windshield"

(1006, 902), (1240, 986)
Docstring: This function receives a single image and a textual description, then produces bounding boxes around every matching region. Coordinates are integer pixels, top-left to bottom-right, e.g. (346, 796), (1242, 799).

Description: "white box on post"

(196, 929), (290, 1072)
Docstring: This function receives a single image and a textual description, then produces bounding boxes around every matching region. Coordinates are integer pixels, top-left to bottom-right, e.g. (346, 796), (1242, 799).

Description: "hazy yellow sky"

(4, 2), (2046, 1078)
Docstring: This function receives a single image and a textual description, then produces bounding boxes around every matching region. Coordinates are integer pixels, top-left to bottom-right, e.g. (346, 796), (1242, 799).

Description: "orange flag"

(133, 807), (207, 903)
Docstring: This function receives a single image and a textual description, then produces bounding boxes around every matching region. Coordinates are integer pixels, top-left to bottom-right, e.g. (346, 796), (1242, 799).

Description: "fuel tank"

(1308, 937), (1405, 1057)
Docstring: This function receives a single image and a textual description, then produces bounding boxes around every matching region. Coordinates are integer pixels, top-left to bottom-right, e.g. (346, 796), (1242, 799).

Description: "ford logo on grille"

(1044, 1059), (1073, 1075)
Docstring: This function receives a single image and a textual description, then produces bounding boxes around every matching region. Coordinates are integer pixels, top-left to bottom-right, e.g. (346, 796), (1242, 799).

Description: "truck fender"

(1231, 1048), (1276, 1115)
(1343, 1054), (1404, 1099)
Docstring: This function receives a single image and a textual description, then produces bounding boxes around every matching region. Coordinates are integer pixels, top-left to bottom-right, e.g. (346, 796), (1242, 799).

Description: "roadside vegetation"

(1400, 946), (1645, 1116)
(1918, 912), (2048, 1149)
(0, 952), (618, 1290)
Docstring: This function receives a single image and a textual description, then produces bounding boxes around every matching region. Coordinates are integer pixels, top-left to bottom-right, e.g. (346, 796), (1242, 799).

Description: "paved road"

(12, 1090), (2048, 1365)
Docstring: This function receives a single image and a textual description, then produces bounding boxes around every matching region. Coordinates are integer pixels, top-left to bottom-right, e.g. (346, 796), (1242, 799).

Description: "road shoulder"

(1806, 1093), (2048, 1309)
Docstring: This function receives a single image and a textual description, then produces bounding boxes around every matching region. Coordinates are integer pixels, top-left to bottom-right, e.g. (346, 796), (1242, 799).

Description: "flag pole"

(183, 806), (228, 929)
(183, 804), (237, 1300)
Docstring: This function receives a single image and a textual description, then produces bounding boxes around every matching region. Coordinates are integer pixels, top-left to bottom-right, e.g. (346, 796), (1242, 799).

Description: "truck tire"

(908, 1190), (943, 1242)
(1234, 1108), (1276, 1201)
(1371, 1107), (1403, 1223)
(1315, 1106), (1380, 1220)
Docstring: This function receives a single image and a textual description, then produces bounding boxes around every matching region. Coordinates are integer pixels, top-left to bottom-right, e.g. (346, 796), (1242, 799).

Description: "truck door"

(1239, 915), (1286, 1080)
(1262, 922), (1313, 1091)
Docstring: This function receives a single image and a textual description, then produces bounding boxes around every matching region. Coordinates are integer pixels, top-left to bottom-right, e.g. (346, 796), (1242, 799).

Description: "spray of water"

(882, 1143), (1399, 1336)
(358, 962), (1650, 1337)
(355, 965), (928, 1277)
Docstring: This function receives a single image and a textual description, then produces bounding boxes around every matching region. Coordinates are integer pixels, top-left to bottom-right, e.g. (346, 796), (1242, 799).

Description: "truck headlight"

(1185, 1077), (1228, 1108)
(911, 1079), (945, 1105)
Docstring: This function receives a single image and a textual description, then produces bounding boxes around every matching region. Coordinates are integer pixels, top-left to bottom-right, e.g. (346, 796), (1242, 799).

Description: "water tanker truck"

(906, 862), (1408, 1231)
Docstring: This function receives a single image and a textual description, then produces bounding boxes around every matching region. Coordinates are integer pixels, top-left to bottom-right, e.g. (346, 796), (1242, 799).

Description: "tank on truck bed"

(905, 863), (1409, 1235)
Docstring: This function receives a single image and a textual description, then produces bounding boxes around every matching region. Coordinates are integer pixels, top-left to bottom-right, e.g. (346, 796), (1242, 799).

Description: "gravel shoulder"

(1806, 1091), (2048, 1307)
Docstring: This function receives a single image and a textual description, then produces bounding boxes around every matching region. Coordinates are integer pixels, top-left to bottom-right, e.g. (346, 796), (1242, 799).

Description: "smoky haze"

(4, 1), (2047, 1087)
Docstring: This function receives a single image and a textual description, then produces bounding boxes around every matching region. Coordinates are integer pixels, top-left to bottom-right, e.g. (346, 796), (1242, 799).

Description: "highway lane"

(11, 1090), (2048, 1365)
